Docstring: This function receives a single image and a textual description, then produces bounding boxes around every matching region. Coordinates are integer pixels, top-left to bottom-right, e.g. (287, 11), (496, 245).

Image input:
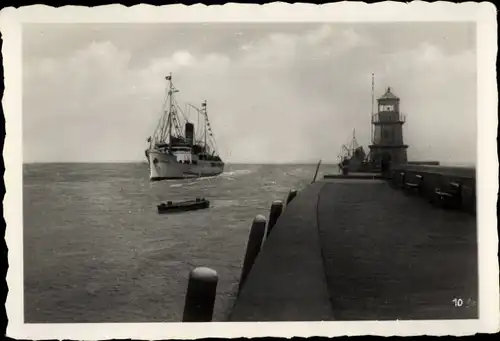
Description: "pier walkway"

(229, 175), (477, 321)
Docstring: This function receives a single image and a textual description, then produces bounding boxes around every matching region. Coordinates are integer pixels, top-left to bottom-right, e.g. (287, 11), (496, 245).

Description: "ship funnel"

(185, 122), (194, 146)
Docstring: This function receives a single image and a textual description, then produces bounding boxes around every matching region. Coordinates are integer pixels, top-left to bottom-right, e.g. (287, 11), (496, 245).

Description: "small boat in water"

(157, 198), (210, 214)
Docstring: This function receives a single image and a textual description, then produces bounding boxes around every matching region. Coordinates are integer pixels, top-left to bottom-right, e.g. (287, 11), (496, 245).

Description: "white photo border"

(1, 2), (498, 339)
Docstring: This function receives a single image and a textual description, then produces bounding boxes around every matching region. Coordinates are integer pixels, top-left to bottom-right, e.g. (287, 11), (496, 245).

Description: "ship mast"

(167, 73), (174, 146)
(351, 128), (359, 152)
(202, 100), (207, 152)
(371, 73), (375, 143)
(160, 73), (182, 146)
(186, 101), (220, 157)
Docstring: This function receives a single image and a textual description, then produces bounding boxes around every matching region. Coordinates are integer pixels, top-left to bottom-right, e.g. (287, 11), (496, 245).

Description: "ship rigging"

(147, 74), (221, 160)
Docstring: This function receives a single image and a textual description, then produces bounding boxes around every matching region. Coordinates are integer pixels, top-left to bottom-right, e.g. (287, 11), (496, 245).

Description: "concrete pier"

(229, 182), (334, 321)
(229, 168), (477, 321)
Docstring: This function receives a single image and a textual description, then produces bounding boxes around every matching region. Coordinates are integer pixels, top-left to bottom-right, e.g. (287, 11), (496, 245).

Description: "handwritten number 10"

(452, 298), (464, 307)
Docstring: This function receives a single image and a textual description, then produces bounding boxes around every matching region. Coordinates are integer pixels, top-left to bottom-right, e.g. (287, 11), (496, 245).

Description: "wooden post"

(182, 267), (218, 322)
(286, 189), (298, 205)
(312, 159), (322, 183)
(400, 171), (406, 189)
(238, 215), (267, 293)
(267, 200), (283, 237)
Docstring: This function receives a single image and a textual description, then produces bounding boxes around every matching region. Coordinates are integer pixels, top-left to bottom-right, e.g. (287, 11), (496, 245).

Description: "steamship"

(145, 74), (224, 181)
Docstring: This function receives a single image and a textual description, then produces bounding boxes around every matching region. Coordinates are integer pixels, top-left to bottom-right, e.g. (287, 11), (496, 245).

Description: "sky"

(22, 22), (477, 164)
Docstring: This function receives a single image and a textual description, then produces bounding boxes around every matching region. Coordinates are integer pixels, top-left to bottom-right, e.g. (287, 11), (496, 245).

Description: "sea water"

(23, 163), (327, 322)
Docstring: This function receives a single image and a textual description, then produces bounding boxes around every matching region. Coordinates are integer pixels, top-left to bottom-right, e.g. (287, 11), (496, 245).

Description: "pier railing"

(371, 112), (406, 124)
(390, 164), (476, 215)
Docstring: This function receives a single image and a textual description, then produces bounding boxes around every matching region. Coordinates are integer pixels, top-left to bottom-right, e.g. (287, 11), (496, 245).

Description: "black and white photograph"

(1, 2), (498, 339)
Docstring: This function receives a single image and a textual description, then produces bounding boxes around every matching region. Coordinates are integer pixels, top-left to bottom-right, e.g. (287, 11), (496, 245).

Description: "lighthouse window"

(380, 104), (394, 112)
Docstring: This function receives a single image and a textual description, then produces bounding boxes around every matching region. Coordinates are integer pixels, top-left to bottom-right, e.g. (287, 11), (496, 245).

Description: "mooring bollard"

(286, 189), (298, 205)
(182, 267), (218, 322)
(238, 215), (267, 293)
(267, 200), (284, 237)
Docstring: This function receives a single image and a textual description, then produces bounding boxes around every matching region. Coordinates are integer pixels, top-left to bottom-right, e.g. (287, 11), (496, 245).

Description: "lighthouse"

(369, 87), (408, 167)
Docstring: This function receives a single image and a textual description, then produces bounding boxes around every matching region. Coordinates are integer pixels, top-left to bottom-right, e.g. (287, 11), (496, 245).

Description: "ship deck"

(229, 177), (478, 321)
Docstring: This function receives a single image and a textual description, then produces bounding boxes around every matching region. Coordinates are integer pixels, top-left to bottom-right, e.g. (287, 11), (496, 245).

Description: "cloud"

(22, 23), (476, 164)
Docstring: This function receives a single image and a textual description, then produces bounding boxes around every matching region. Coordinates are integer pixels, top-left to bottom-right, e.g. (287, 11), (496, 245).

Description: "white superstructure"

(145, 74), (225, 181)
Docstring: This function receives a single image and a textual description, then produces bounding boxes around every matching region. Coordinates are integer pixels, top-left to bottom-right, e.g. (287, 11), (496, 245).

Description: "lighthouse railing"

(371, 113), (406, 124)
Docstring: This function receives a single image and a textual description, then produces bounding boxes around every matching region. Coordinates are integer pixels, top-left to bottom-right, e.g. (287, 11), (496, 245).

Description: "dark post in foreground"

(267, 200), (284, 237)
(182, 267), (219, 322)
(286, 189), (298, 205)
(238, 215), (267, 293)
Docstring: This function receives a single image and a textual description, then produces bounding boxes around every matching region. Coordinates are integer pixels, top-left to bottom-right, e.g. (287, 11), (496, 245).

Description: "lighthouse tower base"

(369, 144), (409, 169)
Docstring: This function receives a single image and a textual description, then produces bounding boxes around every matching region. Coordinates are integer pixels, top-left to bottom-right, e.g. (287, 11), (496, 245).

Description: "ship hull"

(147, 149), (224, 181)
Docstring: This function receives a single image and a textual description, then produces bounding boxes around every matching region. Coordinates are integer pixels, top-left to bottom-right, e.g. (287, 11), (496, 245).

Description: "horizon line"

(22, 161), (333, 165)
(21, 160), (477, 167)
